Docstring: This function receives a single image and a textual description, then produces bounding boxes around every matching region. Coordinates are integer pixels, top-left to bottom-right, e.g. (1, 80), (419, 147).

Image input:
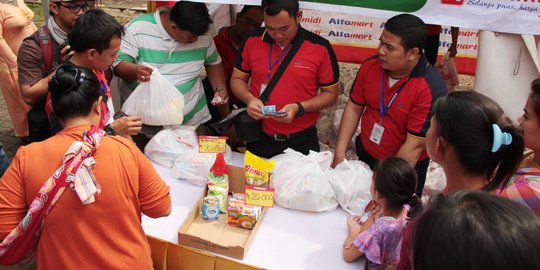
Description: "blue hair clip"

(491, 124), (512, 152)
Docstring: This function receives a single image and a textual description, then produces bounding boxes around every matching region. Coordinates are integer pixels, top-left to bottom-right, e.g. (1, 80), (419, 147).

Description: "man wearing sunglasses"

(18, 0), (95, 141)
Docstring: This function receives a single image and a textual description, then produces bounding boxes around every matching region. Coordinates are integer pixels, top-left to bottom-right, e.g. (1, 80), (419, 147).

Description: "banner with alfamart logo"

(189, 0), (539, 74)
(197, 0), (540, 35)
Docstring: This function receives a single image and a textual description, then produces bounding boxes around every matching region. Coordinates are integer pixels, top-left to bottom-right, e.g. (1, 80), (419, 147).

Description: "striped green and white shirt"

(117, 11), (221, 126)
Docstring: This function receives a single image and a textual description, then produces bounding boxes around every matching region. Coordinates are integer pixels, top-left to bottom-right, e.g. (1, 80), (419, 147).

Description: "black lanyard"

(267, 43), (292, 83)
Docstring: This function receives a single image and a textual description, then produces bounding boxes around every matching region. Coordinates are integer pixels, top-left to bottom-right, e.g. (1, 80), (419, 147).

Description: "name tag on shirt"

(370, 123), (385, 145)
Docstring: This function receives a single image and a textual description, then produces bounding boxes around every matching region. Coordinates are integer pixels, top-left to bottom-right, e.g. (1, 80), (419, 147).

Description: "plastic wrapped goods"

(207, 153), (229, 213)
(271, 149), (338, 212)
(144, 127), (232, 186)
(326, 160), (373, 215)
(121, 66), (184, 126)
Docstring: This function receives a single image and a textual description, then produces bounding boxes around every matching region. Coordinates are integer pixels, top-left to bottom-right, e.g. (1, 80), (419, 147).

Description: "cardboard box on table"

(178, 165), (268, 260)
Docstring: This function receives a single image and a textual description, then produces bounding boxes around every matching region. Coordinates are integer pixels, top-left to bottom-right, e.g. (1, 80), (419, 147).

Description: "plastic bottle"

(207, 153), (229, 213)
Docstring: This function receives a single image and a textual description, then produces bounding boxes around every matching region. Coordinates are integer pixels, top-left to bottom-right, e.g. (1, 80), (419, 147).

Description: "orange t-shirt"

(0, 125), (171, 269)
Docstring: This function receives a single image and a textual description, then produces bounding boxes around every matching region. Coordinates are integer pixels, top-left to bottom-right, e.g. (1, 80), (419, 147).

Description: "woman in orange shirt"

(0, 0), (36, 139)
(0, 65), (171, 269)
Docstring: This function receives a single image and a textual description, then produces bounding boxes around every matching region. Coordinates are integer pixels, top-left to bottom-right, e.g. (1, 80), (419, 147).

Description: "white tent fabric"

(474, 31), (540, 122)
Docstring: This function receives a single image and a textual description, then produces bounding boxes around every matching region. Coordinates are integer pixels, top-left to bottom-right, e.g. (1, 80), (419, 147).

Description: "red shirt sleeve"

(396, 221), (413, 270)
(318, 44), (339, 87)
(406, 83), (433, 137)
(349, 64), (368, 105)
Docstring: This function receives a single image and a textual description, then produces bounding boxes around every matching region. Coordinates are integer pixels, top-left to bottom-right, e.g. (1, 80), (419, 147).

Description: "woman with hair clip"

(397, 90), (525, 270)
(499, 78), (540, 215)
(0, 65), (171, 269)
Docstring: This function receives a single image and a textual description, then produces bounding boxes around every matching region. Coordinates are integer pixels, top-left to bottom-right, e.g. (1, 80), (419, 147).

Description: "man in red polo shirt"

(231, 0), (339, 158)
(332, 14), (447, 196)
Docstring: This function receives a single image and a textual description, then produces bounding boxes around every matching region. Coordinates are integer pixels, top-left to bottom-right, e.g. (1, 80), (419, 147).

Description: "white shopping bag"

(144, 126), (231, 186)
(122, 66), (184, 125)
(271, 149), (338, 212)
(326, 160), (373, 215)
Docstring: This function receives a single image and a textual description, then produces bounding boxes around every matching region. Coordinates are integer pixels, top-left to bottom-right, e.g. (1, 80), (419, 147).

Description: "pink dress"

(353, 214), (408, 270)
(0, 2), (36, 137)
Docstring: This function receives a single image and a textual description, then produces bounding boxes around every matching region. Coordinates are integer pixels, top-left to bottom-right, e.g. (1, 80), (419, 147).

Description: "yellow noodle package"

(244, 151), (275, 187)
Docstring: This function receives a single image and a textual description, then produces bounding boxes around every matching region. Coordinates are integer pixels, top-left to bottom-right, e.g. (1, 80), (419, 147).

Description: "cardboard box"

(178, 165), (268, 260)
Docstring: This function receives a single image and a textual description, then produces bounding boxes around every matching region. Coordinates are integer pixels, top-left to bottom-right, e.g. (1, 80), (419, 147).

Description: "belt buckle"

(273, 134), (288, 142)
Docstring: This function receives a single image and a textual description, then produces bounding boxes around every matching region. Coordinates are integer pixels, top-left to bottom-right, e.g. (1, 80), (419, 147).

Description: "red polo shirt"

(350, 55), (447, 161)
(235, 26), (339, 134)
(214, 27), (242, 106)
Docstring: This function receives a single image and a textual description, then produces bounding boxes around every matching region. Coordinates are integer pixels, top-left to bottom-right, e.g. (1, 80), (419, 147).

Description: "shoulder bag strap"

(259, 30), (306, 103)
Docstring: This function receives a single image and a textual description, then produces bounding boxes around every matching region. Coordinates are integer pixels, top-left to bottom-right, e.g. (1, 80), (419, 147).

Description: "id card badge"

(260, 83), (268, 97)
(369, 123), (385, 145)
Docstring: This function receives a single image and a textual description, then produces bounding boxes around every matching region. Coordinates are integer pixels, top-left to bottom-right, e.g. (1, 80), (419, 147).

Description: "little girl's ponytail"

(407, 193), (423, 219)
(373, 157), (419, 216)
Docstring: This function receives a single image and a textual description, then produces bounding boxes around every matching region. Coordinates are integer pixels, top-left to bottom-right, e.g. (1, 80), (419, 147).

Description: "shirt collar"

(409, 54), (429, 78)
(261, 24), (306, 48)
(155, 10), (173, 41)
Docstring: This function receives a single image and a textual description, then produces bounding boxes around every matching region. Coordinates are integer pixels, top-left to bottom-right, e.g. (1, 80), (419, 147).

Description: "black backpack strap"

(259, 29), (306, 103)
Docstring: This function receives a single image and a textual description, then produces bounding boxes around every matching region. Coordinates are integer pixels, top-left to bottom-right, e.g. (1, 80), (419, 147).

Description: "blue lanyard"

(379, 71), (407, 120)
(267, 43), (292, 82)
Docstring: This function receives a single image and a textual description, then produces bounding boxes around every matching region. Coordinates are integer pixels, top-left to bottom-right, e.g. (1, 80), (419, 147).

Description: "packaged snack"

(244, 151), (275, 187)
(227, 198), (262, 229)
(207, 153), (229, 213)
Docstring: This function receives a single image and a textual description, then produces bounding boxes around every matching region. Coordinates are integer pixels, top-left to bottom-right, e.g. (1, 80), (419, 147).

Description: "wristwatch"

(295, 102), (305, 118)
(104, 124), (116, 135)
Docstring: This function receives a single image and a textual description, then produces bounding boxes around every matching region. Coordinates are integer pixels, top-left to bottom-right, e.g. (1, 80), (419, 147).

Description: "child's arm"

(343, 216), (364, 262)
(343, 214), (377, 262)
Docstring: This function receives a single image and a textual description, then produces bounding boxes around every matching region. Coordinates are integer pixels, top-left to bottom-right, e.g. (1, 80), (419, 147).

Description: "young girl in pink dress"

(343, 157), (421, 270)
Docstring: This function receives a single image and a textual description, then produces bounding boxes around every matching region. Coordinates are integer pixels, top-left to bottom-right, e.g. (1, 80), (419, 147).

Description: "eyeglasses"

(58, 2), (93, 13)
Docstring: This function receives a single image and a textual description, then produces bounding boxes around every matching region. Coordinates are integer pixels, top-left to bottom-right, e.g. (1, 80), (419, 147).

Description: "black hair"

(261, 0), (299, 18)
(412, 190), (540, 270)
(384, 13), (426, 53)
(531, 78), (540, 126)
(433, 91), (524, 191)
(50, 1), (100, 17)
(240, 5), (261, 15)
(68, 9), (124, 53)
(170, 1), (212, 36)
(49, 64), (100, 120)
(373, 157), (421, 219)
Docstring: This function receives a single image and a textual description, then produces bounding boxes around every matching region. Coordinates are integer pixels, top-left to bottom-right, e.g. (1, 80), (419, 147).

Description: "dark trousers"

(355, 136), (429, 197)
(247, 126), (319, 159)
(425, 33), (440, 66)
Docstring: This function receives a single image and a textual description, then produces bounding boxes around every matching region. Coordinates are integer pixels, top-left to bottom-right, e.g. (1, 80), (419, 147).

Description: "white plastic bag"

(271, 149), (338, 212)
(326, 160), (373, 215)
(435, 52), (460, 91)
(121, 66), (185, 125)
(422, 161), (447, 204)
(144, 126), (231, 186)
(144, 126), (198, 168)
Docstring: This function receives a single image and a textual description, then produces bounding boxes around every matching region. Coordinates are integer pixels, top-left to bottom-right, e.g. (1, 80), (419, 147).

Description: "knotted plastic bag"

(435, 52), (460, 91)
(271, 149), (338, 212)
(144, 126), (231, 186)
(122, 66), (184, 125)
(326, 160), (373, 215)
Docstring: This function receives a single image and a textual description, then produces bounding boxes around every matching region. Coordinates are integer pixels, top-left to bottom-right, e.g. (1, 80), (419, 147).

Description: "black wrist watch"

(104, 124), (116, 135)
(295, 102), (304, 118)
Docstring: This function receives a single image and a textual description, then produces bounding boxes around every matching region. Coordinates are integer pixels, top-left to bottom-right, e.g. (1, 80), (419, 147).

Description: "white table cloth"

(143, 152), (365, 269)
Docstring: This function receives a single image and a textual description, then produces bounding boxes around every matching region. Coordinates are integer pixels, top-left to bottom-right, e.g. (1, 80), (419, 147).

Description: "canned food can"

(202, 196), (220, 221)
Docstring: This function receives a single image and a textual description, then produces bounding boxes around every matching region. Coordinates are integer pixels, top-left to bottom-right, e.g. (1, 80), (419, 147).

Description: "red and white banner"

(173, 0), (540, 74)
